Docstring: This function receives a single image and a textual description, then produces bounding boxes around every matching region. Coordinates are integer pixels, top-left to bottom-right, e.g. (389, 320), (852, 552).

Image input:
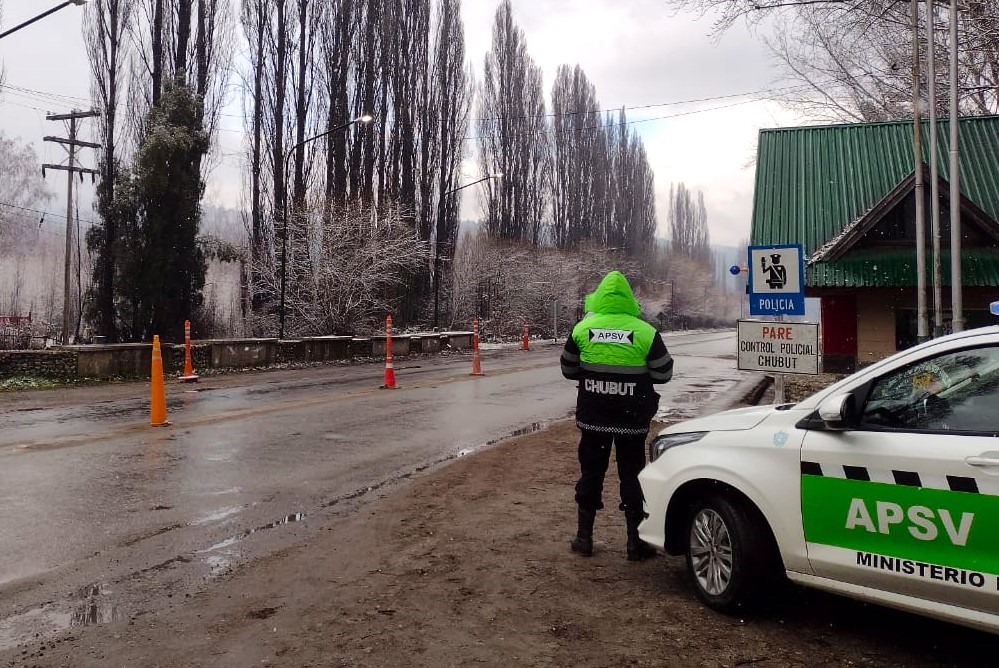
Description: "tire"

(683, 495), (778, 613)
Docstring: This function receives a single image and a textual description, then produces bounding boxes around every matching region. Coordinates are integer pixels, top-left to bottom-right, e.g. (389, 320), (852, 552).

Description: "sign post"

(552, 300), (560, 342)
(746, 244), (808, 402)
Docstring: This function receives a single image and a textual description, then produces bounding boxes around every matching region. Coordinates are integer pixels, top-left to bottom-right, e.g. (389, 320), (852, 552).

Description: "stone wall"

(0, 350), (77, 378)
(0, 332), (475, 380)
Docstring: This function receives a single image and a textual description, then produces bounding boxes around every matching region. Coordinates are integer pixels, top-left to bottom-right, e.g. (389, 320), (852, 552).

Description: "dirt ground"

(6, 408), (999, 667)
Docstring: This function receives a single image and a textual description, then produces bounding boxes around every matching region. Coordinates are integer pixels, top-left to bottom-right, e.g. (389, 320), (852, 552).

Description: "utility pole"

(911, 0), (928, 342)
(948, 0), (963, 332)
(43, 110), (101, 345)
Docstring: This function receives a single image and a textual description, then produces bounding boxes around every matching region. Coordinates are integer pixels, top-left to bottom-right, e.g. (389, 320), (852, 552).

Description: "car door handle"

(966, 456), (999, 467)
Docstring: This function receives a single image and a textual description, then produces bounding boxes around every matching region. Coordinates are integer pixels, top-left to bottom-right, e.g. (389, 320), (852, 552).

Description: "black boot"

(570, 507), (596, 556)
(626, 514), (656, 561)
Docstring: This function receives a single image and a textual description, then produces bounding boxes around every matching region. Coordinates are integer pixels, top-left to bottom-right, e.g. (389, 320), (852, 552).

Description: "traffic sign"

(738, 320), (819, 375)
(748, 244), (805, 316)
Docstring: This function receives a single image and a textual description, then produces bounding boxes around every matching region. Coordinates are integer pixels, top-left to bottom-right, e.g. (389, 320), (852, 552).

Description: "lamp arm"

(0, 1), (76, 40)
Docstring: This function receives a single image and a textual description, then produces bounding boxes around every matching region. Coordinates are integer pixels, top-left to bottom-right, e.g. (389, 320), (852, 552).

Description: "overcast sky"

(0, 0), (802, 248)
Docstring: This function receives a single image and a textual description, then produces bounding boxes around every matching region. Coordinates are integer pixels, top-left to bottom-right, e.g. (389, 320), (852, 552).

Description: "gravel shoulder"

(5, 409), (997, 667)
(4, 365), (998, 667)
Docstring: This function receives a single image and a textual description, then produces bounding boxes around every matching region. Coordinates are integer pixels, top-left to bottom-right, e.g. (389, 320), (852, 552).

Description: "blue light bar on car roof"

(991, 301), (999, 316)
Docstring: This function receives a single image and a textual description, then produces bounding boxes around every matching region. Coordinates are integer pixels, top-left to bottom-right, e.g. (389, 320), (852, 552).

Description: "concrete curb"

(738, 374), (774, 406)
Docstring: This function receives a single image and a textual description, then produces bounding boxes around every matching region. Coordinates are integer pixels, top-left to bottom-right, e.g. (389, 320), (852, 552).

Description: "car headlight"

(648, 432), (707, 462)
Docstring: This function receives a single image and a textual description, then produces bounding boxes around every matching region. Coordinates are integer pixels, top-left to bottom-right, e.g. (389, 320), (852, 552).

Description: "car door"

(800, 342), (999, 615)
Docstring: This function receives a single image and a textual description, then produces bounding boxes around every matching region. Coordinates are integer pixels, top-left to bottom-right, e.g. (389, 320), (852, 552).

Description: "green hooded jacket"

(561, 271), (673, 433)
(573, 271), (657, 369)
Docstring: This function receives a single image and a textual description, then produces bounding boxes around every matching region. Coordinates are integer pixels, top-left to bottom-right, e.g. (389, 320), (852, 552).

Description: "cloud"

(461, 0), (801, 247)
(2, 0), (806, 250)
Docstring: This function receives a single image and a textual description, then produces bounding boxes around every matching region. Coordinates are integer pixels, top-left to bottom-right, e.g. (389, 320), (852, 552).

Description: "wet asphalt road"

(0, 330), (750, 649)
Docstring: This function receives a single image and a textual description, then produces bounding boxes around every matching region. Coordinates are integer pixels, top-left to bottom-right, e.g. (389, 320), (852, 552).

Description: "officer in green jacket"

(560, 270), (673, 560)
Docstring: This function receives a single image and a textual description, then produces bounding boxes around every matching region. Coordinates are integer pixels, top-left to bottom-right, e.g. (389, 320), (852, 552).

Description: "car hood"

(658, 404), (779, 435)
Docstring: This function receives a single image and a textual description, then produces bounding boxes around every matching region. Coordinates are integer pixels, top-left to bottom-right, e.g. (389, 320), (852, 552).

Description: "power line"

(465, 94), (779, 141)
(200, 82), (825, 138)
(0, 201), (99, 227)
(472, 82), (821, 123)
(0, 84), (87, 109)
(0, 98), (54, 113)
(1, 82), (90, 104)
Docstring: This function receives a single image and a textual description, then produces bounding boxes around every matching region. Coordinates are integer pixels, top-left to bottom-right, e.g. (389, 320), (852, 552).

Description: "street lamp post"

(435, 173), (503, 331)
(0, 0), (88, 40)
(278, 113), (373, 339)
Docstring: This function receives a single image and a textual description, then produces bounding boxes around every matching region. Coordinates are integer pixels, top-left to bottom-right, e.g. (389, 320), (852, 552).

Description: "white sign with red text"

(738, 320), (819, 375)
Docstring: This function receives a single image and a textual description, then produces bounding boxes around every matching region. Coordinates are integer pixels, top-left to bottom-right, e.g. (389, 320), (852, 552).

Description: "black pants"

(574, 429), (646, 517)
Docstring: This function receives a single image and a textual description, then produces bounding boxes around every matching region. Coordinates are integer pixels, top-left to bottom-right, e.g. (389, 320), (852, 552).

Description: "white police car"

(638, 325), (999, 634)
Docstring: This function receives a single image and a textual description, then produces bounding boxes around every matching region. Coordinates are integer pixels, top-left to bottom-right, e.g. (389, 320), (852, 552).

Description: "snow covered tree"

(116, 78), (209, 342)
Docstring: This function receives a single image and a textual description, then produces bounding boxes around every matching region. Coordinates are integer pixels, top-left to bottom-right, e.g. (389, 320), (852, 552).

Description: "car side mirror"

(818, 393), (856, 430)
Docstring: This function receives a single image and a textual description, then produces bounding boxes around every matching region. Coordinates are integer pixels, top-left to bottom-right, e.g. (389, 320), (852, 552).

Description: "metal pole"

(912, 0), (929, 342)
(62, 115), (77, 345)
(927, 0), (943, 337)
(949, 0), (963, 332)
(278, 151), (289, 340)
(0, 0), (76, 40)
(774, 314), (786, 404)
(553, 300), (558, 342)
(433, 253), (441, 331)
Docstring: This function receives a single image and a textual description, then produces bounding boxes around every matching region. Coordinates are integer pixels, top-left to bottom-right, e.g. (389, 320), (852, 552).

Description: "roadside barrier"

(470, 318), (484, 376)
(150, 335), (170, 426)
(382, 314), (397, 389)
(178, 319), (199, 382)
(521, 322), (530, 351)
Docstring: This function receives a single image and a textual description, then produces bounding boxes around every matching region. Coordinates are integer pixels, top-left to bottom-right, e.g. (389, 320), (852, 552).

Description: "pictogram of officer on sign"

(748, 244), (804, 316)
(761, 253), (787, 290)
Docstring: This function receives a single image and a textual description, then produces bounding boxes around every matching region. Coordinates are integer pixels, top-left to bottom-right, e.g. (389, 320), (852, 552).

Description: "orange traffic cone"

(179, 319), (199, 382)
(382, 314), (397, 389)
(521, 322), (530, 351)
(470, 318), (484, 376)
(150, 335), (170, 427)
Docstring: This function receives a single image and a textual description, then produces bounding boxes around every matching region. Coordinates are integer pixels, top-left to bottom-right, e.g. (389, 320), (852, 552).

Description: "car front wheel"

(684, 495), (775, 613)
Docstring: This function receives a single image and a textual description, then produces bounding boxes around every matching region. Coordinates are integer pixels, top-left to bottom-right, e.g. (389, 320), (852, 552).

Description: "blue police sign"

(748, 244), (805, 316)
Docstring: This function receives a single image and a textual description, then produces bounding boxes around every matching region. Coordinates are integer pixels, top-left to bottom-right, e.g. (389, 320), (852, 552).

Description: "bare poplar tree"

(668, 182), (711, 263)
(234, 0), (473, 332)
(428, 0), (473, 326)
(84, 0), (133, 340)
(602, 108), (657, 256)
(478, 0), (549, 244)
(240, 0), (272, 329)
(551, 65), (603, 249)
(0, 1), (5, 91)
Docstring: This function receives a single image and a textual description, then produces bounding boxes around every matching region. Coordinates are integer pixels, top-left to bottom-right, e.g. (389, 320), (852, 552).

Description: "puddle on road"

(199, 512), (306, 553)
(192, 505), (244, 525)
(0, 583), (125, 652)
(318, 420), (559, 512)
(456, 420), (552, 457)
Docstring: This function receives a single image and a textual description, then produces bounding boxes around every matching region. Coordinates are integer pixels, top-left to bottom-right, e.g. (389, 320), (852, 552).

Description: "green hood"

(583, 271), (641, 316)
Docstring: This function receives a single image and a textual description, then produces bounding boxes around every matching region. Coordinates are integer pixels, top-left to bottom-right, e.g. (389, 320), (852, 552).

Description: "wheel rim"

(689, 508), (733, 596)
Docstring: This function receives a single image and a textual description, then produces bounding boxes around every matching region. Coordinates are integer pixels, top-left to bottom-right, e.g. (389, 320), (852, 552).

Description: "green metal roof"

(750, 115), (999, 287)
(810, 248), (999, 287)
